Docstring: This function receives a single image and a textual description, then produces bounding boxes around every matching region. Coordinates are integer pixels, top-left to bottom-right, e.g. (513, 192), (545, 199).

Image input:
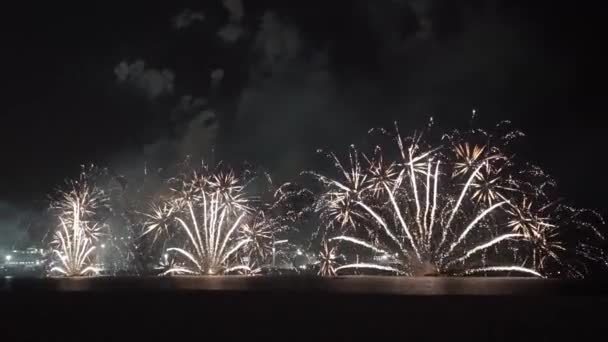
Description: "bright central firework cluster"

(45, 120), (607, 278)
(137, 162), (297, 275)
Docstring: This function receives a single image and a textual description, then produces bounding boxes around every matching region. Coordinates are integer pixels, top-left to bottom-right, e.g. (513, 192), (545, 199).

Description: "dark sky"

(1, 1), (606, 245)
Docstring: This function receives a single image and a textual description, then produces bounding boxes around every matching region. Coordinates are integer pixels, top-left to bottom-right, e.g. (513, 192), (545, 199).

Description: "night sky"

(1, 1), (605, 247)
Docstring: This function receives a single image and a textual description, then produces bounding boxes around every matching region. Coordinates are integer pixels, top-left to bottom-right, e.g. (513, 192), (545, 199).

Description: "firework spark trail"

(423, 162), (431, 243)
(317, 240), (339, 276)
(140, 161), (297, 275)
(445, 233), (524, 267)
(445, 200), (509, 257)
(50, 176), (109, 243)
(50, 203), (100, 276)
(306, 148), (373, 235)
(141, 203), (176, 245)
(43, 119), (606, 278)
(238, 210), (285, 265)
(311, 120), (606, 277)
(47, 166), (111, 277)
(165, 196), (249, 275)
(358, 198), (414, 259)
(330, 236), (390, 255)
(428, 161), (440, 247)
(438, 163), (485, 250)
(357, 175), (518, 274)
(364, 148), (400, 198)
(335, 263), (405, 274)
(315, 145), (523, 275)
(461, 266), (543, 278)
(408, 148), (424, 239)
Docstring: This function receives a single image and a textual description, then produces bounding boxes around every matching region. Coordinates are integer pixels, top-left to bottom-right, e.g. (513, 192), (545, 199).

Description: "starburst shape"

(453, 143), (486, 178)
(364, 151), (399, 198)
(239, 212), (275, 263)
(142, 202), (177, 244)
(321, 192), (365, 232)
(505, 198), (554, 239)
(470, 166), (523, 206)
(317, 240), (339, 276)
(208, 170), (252, 214)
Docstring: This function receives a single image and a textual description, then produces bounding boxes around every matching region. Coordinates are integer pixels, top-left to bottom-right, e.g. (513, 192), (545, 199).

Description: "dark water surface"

(2, 275), (608, 295)
(1, 277), (606, 340)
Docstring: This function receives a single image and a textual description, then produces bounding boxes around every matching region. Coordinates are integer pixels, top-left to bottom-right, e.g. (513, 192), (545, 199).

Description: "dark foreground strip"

(1, 277), (606, 340)
(2, 276), (608, 295)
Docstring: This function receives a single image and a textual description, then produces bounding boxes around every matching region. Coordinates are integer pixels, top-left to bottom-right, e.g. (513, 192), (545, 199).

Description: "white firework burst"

(163, 193), (250, 275)
(311, 121), (604, 278)
(49, 203), (101, 276)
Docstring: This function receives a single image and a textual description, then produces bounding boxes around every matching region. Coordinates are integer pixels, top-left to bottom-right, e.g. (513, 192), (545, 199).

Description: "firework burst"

(316, 240), (340, 276)
(49, 165), (110, 243)
(310, 120), (606, 278)
(49, 206), (101, 276)
(141, 202), (177, 245)
(308, 147), (369, 236)
(163, 195), (249, 275)
(48, 166), (110, 276)
(238, 211), (275, 264)
(141, 161), (294, 275)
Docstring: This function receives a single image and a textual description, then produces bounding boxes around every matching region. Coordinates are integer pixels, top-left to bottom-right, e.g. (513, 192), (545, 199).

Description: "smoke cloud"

(0, 201), (44, 249)
(107, 1), (540, 185)
(252, 11), (302, 75)
(222, 0), (244, 22)
(218, 1), (543, 182)
(100, 0), (551, 201)
(114, 60), (175, 99)
(218, 0), (246, 43)
(172, 9), (205, 30)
